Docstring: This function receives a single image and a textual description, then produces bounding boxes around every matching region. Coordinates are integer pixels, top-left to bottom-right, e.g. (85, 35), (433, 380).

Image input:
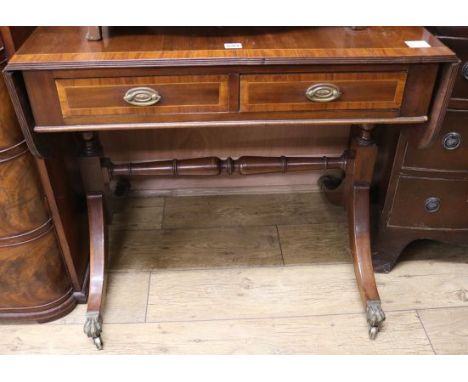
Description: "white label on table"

(405, 40), (431, 48)
(224, 43), (243, 49)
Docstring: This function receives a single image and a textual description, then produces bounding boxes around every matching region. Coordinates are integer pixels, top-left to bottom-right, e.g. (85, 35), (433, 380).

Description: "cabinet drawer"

(240, 72), (407, 113)
(388, 176), (468, 229)
(403, 110), (468, 172)
(55, 75), (231, 119)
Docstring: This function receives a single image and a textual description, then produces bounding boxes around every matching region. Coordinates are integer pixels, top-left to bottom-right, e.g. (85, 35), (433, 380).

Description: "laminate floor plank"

(163, 193), (345, 229)
(147, 264), (361, 322)
(147, 261), (468, 323)
(49, 272), (150, 325)
(110, 197), (165, 230)
(0, 311), (432, 354)
(109, 226), (283, 270)
(278, 222), (350, 265)
(418, 307), (468, 355)
(378, 260), (468, 309)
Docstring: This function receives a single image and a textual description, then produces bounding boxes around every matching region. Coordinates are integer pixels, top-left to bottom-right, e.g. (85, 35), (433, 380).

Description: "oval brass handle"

(305, 83), (342, 103)
(123, 87), (161, 106)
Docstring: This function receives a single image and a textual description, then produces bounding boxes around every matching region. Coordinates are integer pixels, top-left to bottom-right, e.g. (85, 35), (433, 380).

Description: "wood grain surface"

(1, 30), (75, 321)
(163, 192), (345, 228)
(8, 27), (456, 70)
(109, 226), (282, 270)
(418, 307), (468, 354)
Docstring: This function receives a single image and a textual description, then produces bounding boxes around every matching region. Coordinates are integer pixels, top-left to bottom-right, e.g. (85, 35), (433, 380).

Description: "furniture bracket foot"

(84, 312), (103, 350)
(366, 300), (385, 340)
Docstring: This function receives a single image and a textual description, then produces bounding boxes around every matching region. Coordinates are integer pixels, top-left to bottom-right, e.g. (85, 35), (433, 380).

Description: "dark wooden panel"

(0, 69), (23, 146)
(0, 27), (36, 59)
(36, 155), (89, 290)
(399, 64), (438, 117)
(438, 37), (468, 105)
(426, 27), (468, 39)
(403, 110), (468, 172)
(388, 176), (468, 229)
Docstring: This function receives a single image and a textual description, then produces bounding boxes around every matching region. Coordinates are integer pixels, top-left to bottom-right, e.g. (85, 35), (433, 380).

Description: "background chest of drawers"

(373, 26), (468, 272)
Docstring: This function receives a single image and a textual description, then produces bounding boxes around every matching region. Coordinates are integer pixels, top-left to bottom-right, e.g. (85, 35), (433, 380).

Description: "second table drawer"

(240, 72), (408, 112)
(55, 74), (231, 118)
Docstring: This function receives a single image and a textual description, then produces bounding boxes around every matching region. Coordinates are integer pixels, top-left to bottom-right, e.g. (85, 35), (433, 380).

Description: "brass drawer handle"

(442, 132), (461, 150)
(305, 83), (342, 103)
(123, 87), (161, 106)
(425, 197), (441, 213)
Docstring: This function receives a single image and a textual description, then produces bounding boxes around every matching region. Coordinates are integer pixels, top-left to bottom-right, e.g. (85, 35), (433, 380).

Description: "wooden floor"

(1, 192), (468, 354)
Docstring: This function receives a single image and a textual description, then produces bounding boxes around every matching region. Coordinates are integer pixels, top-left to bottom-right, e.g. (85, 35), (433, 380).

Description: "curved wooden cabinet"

(0, 31), (79, 322)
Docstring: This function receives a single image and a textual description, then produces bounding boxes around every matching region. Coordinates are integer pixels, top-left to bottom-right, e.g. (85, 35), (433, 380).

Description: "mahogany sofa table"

(3, 26), (458, 349)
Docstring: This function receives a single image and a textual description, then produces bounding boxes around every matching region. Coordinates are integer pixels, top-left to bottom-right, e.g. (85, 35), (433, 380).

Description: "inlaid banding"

(0, 218), (54, 248)
(0, 139), (28, 163)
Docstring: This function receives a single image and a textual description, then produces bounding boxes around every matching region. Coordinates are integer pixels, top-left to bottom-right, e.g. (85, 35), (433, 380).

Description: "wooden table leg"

(83, 192), (107, 350)
(345, 124), (385, 339)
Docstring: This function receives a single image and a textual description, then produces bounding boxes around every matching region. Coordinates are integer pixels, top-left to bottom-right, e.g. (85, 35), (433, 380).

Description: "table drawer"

(403, 110), (468, 172)
(240, 72), (407, 113)
(388, 176), (468, 229)
(55, 74), (231, 119)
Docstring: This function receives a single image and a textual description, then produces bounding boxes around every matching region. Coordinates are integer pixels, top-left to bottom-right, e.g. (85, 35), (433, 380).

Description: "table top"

(7, 26), (457, 70)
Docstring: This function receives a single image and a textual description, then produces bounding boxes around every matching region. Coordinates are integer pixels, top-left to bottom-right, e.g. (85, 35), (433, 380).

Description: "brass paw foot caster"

(93, 336), (103, 350)
(84, 312), (104, 350)
(366, 300), (386, 340)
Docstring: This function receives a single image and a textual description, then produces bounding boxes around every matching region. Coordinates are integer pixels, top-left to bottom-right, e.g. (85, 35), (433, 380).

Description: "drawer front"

(388, 177), (468, 229)
(439, 38), (468, 105)
(240, 72), (407, 112)
(403, 110), (468, 172)
(56, 75), (231, 118)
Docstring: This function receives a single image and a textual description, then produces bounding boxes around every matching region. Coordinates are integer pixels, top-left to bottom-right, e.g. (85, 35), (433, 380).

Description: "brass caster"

(368, 325), (379, 340)
(366, 300), (385, 340)
(84, 312), (104, 350)
(93, 335), (104, 350)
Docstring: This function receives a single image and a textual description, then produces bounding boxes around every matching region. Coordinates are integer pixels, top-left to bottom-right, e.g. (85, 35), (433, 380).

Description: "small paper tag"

(405, 40), (431, 48)
(224, 42), (243, 49)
